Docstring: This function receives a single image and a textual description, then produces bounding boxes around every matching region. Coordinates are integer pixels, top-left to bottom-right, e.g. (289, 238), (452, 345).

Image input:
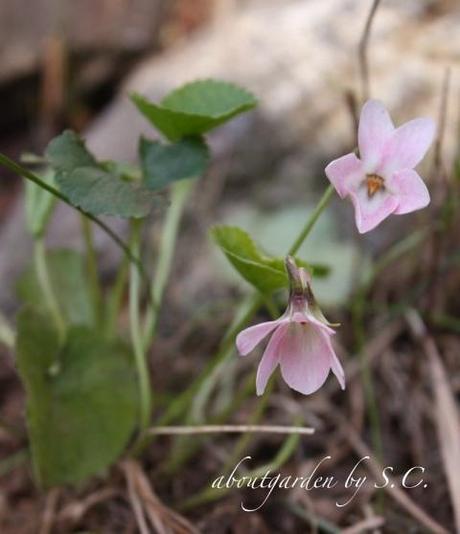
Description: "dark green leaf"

(16, 308), (138, 487)
(45, 131), (159, 218)
(131, 79), (257, 141)
(17, 249), (93, 326)
(57, 166), (157, 218)
(140, 137), (209, 191)
(46, 130), (97, 172)
(211, 226), (327, 294)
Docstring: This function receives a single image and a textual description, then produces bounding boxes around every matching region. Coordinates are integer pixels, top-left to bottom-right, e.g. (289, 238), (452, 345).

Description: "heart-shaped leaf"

(131, 79), (257, 141)
(17, 249), (94, 326)
(45, 131), (160, 218)
(16, 308), (138, 487)
(211, 225), (328, 295)
(140, 137), (209, 191)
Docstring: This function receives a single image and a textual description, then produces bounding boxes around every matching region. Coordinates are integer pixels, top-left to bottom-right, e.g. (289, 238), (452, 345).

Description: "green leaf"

(211, 225), (326, 295)
(17, 249), (93, 326)
(25, 168), (57, 237)
(131, 79), (257, 141)
(46, 130), (97, 172)
(16, 308), (138, 487)
(45, 131), (159, 218)
(140, 137), (210, 191)
(57, 166), (158, 218)
(215, 205), (365, 306)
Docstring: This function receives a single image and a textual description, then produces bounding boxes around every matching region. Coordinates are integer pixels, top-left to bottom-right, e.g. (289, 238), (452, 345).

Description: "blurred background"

(0, 0), (459, 532)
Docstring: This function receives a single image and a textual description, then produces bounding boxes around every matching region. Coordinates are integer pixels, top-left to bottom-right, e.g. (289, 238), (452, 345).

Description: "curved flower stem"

(0, 153), (148, 288)
(129, 220), (152, 447)
(288, 185), (334, 256)
(157, 186), (335, 430)
(33, 238), (66, 342)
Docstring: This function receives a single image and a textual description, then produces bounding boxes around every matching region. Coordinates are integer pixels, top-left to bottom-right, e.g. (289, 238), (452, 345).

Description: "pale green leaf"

(131, 79), (257, 141)
(17, 249), (93, 326)
(211, 225), (328, 295)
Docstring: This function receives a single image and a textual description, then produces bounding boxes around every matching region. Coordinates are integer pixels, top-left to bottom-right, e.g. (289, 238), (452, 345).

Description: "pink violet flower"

(236, 257), (345, 396)
(325, 99), (435, 233)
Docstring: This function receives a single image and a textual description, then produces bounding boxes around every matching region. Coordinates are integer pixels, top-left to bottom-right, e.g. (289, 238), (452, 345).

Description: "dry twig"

(149, 424), (315, 436)
(358, 0), (382, 102)
(122, 460), (199, 534)
(39, 488), (60, 534)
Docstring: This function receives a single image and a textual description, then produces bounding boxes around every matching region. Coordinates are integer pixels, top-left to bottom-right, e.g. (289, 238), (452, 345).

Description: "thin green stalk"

(0, 153), (147, 286)
(80, 216), (103, 326)
(215, 187), (335, 473)
(34, 238), (66, 342)
(158, 186), (335, 430)
(143, 180), (193, 347)
(129, 220), (152, 446)
(288, 185), (334, 255)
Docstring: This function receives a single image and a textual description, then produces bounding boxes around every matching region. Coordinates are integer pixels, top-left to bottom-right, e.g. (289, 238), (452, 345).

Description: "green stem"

(34, 238), (66, 342)
(80, 216), (103, 326)
(288, 185), (334, 255)
(129, 220), (152, 445)
(143, 180), (193, 347)
(157, 185), (335, 429)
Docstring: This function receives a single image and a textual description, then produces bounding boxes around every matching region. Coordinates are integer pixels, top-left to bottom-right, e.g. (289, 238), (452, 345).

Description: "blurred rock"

(0, 0), (166, 84)
(1, 0), (459, 310)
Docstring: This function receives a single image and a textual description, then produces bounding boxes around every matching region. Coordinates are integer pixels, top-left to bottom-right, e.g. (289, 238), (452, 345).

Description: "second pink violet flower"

(325, 99), (435, 233)
(236, 257), (345, 396)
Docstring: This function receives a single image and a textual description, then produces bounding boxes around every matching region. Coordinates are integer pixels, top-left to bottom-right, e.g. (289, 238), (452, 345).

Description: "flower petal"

(279, 323), (333, 395)
(358, 100), (394, 169)
(349, 187), (399, 233)
(325, 153), (364, 198)
(330, 350), (346, 390)
(380, 118), (435, 175)
(236, 320), (281, 356)
(389, 169), (431, 215)
(256, 323), (287, 395)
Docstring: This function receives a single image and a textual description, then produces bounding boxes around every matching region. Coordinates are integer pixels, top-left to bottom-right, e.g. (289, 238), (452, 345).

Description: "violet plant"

(0, 79), (435, 494)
